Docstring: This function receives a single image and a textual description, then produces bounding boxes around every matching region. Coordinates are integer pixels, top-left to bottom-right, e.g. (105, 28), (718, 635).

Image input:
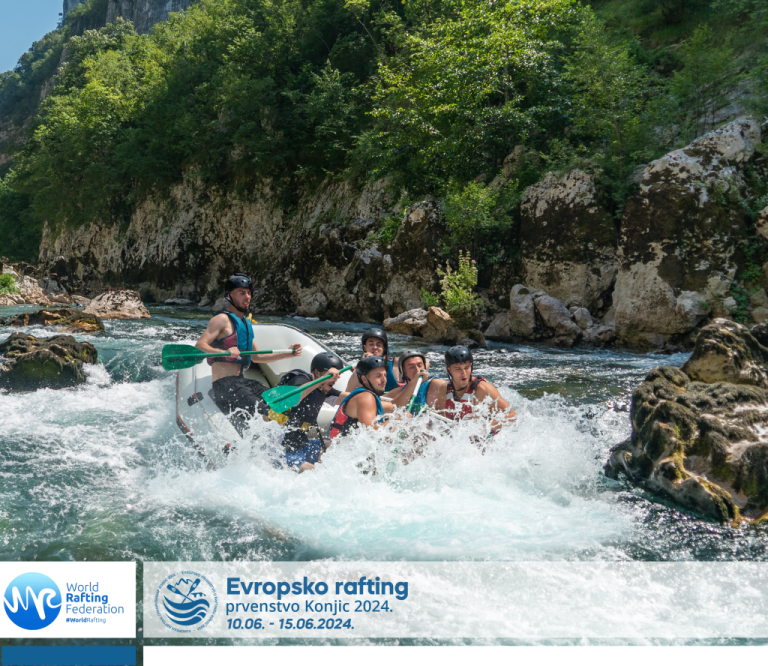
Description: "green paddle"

(161, 343), (295, 371)
(263, 365), (354, 414)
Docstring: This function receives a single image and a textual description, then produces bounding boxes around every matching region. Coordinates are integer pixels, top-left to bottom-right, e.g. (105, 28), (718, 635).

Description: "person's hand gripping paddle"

(161, 343), (295, 370)
(263, 365), (353, 414)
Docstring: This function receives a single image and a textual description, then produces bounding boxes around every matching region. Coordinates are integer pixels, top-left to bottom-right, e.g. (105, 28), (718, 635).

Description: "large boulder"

(83, 290), (150, 319)
(681, 318), (768, 387)
(520, 170), (619, 313)
(614, 117), (762, 349)
(605, 319), (768, 522)
(0, 332), (98, 391)
(422, 307), (468, 345)
(383, 308), (428, 337)
(1, 307), (104, 334)
(533, 295), (582, 347)
(508, 285), (539, 338)
(484, 311), (511, 341)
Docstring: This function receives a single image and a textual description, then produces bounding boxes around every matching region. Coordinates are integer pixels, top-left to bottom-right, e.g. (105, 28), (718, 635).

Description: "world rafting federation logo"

(4, 572), (62, 630)
(155, 571), (217, 632)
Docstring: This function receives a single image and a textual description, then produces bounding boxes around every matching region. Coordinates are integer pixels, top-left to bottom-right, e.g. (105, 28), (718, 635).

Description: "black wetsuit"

(279, 370), (341, 452)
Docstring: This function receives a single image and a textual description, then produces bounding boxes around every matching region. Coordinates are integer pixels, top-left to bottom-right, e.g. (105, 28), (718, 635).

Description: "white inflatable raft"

(175, 322), (351, 458)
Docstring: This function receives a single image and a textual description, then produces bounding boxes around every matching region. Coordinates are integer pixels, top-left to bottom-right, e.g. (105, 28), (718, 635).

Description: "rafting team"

(195, 274), (517, 472)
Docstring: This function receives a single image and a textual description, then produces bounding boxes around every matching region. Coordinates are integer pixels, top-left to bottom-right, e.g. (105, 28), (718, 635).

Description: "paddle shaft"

(273, 365), (354, 403)
(201, 349), (293, 359)
(407, 376), (423, 413)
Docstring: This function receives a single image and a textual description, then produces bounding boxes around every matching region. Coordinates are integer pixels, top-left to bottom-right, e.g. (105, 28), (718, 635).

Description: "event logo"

(155, 571), (217, 632)
(4, 572), (62, 630)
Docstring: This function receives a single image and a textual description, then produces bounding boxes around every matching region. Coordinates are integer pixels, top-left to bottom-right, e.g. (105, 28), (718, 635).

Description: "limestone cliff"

(39, 180), (442, 322)
(64, 0), (196, 33)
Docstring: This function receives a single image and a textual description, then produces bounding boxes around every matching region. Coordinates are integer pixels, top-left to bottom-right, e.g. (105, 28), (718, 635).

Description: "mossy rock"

(0, 307), (104, 333)
(0, 332), (98, 391)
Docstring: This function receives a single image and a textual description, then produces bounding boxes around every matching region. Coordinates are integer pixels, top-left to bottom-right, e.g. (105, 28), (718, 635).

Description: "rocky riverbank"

(24, 116), (768, 351)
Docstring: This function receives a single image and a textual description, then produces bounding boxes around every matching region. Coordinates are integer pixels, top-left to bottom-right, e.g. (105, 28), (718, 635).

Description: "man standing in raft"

(195, 273), (301, 427)
(344, 328), (402, 394)
(328, 356), (398, 439)
(432, 346), (516, 432)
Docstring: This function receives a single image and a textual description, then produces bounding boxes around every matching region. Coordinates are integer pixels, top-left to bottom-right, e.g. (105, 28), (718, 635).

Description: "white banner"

(144, 561), (768, 638)
(0, 562), (135, 638)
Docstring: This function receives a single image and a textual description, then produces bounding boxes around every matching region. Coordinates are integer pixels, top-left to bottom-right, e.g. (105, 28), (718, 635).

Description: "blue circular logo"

(155, 571), (217, 632)
(4, 572), (62, 630)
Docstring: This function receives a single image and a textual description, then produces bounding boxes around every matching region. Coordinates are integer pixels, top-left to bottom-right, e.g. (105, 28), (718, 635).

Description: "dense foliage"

(0, 0), (765, 265)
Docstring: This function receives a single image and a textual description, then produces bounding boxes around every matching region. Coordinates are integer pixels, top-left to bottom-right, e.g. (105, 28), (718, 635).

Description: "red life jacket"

(328, 388), (384, 439)
(444, 376), (485, 420)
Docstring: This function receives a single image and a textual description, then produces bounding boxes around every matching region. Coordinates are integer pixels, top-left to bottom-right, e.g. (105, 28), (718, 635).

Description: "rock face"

(613, 117), (762, 349)
(64, 0), (197, 33)
(605, 319), (768, 522)
(40, 180), (441, 323)
(0, 332), (98, 391)
(520, 169), (618, 313)
(1, 307), (104, 333)
(83, 290), (150, 319)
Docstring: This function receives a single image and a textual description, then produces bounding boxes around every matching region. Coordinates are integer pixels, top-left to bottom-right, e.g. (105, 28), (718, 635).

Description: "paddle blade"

(261, 385), (304, 414)
(161, 344), (208, 370)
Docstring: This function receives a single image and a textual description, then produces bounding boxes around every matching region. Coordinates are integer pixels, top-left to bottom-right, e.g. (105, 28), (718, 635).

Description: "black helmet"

(398, 349), (427, 378)
(356, 355), (387, 377)
(444, 345), (473, 367)
(361, 327), (388, 355)
(224, 273), (253, 295)
(311, 352), (344, 374)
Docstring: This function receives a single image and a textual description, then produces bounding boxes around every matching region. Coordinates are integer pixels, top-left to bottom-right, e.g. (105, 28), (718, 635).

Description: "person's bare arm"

(475, 382), (516, 430)
(350, 393), (394, 428)
(346, 373), (362, 392)
(253, 342), (302, 363)
(433, 381), (448, 414)
(196, 314), (238, 357)
(425, 378), (444, 410)
(392, 368), (428, 408)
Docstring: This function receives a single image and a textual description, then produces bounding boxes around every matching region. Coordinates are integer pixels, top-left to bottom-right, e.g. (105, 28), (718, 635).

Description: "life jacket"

(207, 311), (254, 371)
(408, 378), (433, 415)
(444, 376), (486, 420)
(385, 357), (402, 392)
(328, 387), (384, 439)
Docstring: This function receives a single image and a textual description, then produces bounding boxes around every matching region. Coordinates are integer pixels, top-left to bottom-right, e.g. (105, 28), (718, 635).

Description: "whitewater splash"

(4, 309), (764, 569)
(145, 389), (632, 561)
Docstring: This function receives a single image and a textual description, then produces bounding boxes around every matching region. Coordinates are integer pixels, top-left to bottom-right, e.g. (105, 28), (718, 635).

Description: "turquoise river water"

(2, 305), (768, 646)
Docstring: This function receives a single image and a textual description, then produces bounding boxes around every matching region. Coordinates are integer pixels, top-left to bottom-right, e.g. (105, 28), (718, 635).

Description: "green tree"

(564, 13), (654, 200)
(668, 25), (739, 143)
(364, 0), (581, 193)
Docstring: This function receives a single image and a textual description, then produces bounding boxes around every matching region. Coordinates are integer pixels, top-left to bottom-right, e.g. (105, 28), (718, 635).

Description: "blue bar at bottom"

(2, 646), (135, 666)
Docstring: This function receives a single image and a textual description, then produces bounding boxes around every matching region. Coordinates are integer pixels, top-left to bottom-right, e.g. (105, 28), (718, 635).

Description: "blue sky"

(0, 0), (64, 73)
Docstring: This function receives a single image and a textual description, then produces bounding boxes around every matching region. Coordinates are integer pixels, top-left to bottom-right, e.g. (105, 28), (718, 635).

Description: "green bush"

(436, 251), (483, 330)
(0, 273), (18, 295)
(421, 288), (438, 308)
(441, 180), (516, 278)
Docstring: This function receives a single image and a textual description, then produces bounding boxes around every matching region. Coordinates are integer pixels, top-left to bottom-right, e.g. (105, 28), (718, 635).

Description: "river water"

(2, 305), (768, 642)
